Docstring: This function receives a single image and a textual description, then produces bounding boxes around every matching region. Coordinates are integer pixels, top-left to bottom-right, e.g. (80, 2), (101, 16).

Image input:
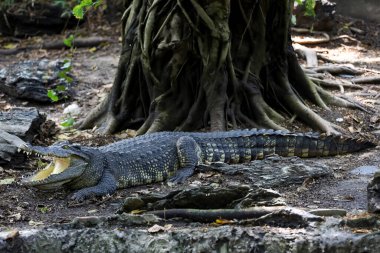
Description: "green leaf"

(305, 0), (316, 17)
(58, 71), (67, 79)
(60, 117), (75, 128)
(39, 206), (50, 214)
(47, 90), (59, 102)
(73, 5), (84, 19)
(63, 35), (74, 48)
(81, 0), (93, 7)
(61, 61), (72, 70)
(58, 71), (73, 83)
(55, 85), (67, 92)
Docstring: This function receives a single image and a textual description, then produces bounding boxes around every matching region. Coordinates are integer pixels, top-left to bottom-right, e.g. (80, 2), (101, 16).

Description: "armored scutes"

(20, 129), (375, 201)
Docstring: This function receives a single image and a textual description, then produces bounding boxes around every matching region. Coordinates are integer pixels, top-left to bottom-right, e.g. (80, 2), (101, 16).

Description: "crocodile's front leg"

(71, 170), (117, 201)
(169, 136), (202, 183)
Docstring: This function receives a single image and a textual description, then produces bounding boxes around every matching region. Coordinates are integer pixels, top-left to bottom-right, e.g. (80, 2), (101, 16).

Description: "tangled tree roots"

(79, 0), (363, 135)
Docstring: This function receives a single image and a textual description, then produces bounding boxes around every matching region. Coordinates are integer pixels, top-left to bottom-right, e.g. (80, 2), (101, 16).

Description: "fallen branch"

(147, 207), (323, 227)
(0, 37), (114, 55)
(148, 207), (284, 222)
(351, 75), (380, 84)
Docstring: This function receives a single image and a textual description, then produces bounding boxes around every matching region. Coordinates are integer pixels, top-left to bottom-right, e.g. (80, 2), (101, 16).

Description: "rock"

(367, 171), (380, 213)
(234, 188), (286, 208)
(0, 108), (45, 141)
(121, 197), (145, 212)
(198, 156), (332, 189)
(1, 217), (380, 252)
(254, 208), (323, 228)
(0, 60), (74, 103)
(63, 103), (81, 115)
(0, 107), (45, 163)
(120, 185), (253, 212)
(350, 166), (378, 176)
(0, 2), (78, 37)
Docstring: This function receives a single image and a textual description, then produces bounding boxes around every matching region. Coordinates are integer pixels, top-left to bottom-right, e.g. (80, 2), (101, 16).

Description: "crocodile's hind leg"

(70, 170), (117, 201)
(169, 136), (202, 183)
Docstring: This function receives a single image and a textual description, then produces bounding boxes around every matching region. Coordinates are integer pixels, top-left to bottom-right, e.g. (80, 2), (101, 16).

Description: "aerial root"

(309, 77), (362, 93)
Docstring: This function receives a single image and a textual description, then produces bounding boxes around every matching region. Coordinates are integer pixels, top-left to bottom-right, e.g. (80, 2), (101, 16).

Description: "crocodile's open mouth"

(22, 153), (88, 190)
(31, 157), (71, 181)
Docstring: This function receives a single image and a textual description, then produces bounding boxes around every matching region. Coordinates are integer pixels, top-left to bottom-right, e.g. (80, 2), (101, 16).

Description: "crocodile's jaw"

(22, 156), (88, 190)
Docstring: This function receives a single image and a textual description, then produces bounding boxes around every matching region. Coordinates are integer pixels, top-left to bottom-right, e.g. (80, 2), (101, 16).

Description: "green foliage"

(47, 90), (59, 102)
(295, 0), (316, 17)
(48, 60), (73, 102)
(63, 34), (75, 47)
(72, 0), (103, 19)
(58, 59), (74, 83)
(60, 117), (75, 128)
(304, 0), (316, 16)
(38, 206), (51, 214)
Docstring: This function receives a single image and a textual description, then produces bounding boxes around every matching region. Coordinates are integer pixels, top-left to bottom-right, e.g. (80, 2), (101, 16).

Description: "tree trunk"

(79, 0), (360, 135)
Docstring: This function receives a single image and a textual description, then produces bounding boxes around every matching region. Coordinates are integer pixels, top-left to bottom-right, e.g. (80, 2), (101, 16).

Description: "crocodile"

(19, 129), (375, 201)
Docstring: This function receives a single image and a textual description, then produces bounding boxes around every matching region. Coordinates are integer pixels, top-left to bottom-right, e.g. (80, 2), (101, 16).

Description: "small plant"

(63, 34), (75, 48)
(47, 89), (59, 102)
(47, 59), (73, 102)
(38, 206), (51, 214)
(60, 116), (75, 128)
(72, 0), (103, 20)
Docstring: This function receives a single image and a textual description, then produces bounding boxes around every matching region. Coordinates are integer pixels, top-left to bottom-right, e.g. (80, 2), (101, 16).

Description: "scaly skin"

(20, 129), (376, 201)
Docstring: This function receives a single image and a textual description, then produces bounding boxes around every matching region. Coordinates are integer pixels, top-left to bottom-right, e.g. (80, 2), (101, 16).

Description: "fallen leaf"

(148, 224), (166, 233)
(5, 229), (19, 240)
(57, 134), (72, 140)
(214, 219), (234, 225)
(29, 220), (44, 226)
(0, 178), (15, 185)
(353, 229), (371, 234)
(147, 224), (173, 233)
(130, 209), (144, 214)
(8, 213), (22, 221)
(3, 43), (17, 49)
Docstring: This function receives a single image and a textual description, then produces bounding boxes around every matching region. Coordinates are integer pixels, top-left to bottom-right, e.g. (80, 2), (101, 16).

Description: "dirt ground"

(1, 15), (380, 230)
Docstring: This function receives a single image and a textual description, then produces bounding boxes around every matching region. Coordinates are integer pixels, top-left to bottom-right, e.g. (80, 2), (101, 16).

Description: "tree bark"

(79, 0), (361, 135)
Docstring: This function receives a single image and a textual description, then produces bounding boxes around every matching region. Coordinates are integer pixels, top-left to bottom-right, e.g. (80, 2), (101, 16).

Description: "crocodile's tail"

(195, 129), (376, 163)
(273, 132), (376, 158)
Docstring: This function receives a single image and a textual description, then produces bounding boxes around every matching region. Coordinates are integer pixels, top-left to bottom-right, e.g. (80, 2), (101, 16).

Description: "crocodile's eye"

(62, 145), (70, 149)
